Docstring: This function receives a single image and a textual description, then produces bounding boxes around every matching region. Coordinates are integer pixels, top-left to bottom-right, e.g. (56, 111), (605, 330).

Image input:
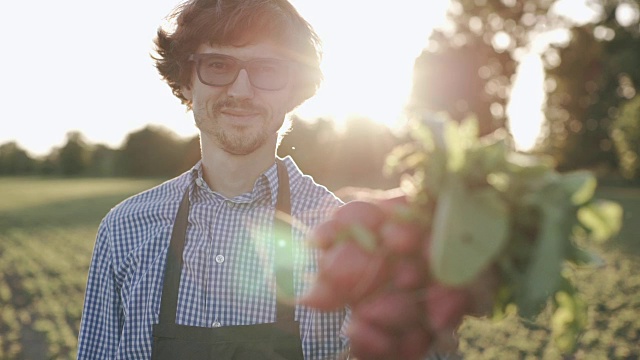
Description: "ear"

(181, 84), (193, 102)
(285, 83), (305, 113)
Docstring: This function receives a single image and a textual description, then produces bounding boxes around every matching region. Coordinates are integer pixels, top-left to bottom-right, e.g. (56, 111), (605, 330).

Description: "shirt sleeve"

(339, 306), (352, 359)
(77, 219), (123, 359)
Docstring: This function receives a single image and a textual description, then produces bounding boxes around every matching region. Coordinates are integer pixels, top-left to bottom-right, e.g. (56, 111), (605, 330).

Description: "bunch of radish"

(300, 116), (623, 358)
(301, 197), (497, 359)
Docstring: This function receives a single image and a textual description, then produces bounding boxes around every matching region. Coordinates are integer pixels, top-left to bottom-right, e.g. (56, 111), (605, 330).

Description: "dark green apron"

(152, 161), (304, 360)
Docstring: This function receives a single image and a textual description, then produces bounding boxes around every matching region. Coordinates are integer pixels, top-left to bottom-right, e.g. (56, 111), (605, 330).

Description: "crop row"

(0, 227), (94, 359)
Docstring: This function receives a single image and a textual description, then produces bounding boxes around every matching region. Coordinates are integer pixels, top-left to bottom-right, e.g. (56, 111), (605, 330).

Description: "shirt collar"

(189, 160), (280, 208)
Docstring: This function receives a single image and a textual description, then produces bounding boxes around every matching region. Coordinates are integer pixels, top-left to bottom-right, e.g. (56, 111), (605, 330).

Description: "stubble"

(194, 98), (270, 155)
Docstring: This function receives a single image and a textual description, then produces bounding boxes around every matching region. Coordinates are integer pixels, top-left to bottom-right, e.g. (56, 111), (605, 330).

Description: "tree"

(542, 0), (640, 172)
(332, 117), (400, 189)
(278, 117), (340, 188)
(410, 0), (560, 136)
(179, 135), (201, 174)
(278, 116), (400, 191)
(58, 131), (90, 176)
(118, 125), (187, 177)
(0, 141), (37, 175)
(611, 95), (640, 179)
(86, 144), (119, 177)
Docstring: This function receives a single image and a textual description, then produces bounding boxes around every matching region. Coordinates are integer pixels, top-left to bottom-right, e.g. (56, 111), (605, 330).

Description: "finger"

(317, 241), (390, 305)
(334, 200), (386, 230)
(308, 219), (342, 249)
(298, 276), (345, 310)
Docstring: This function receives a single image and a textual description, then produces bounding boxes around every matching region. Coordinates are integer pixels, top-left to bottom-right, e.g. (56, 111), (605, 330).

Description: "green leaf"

(385, 144), (424, 174)
(414, 117), (440, 149)
(577, 200), (624, 242)
(551, 289), (588, 353)
(556, 171), (597, 205)
(430, 177), (509, 286)
(422, 150), (448, 195)
(462, 138), (509, 185)
(487, 172), (510, 192)
(444, 121), (466, 172)
(571, 173), (598, 205)
(505, 152), (554, 177)
(459, 116), (480, 140)
(565, 243), (605, 267)
(476, 137), (509, 172)
(518, 184), (573, 317)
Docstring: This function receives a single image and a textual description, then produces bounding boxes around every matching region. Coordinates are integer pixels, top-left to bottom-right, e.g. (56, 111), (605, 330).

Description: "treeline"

(4, 0), (640, 185)
(0, 117), (403, 191)
(0, 127), (198, 178)
(410, 0), (640, 182)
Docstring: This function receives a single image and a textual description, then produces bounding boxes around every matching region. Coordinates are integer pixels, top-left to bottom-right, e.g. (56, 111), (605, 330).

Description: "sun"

(289, 1), (451, 130)
(289, 1), (546, 152)
(506, 54), (546, 152)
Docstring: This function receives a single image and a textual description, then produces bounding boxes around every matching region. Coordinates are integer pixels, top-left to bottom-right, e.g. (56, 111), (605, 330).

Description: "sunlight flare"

(290, 1), (451, 129)
(507, 54), (545, 152)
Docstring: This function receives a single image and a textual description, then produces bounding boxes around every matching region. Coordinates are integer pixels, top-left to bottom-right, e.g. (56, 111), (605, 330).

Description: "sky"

(0, 0), (602, 157)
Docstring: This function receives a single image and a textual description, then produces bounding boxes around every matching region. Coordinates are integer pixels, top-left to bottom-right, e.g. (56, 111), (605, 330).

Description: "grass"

(0, 177), (638, 359)
(0, 177), (162, 359)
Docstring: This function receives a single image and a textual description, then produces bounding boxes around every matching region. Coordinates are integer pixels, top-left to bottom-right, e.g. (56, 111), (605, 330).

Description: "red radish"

(431, 329), (461, 355)
(397, 325), (432, 360)
(300, 241), (389, 309)
(352, 291), (422, 331)
(333, 200), (387, 231)
(347, 317), (395, 360)
(465, 265), (501, 316)
(424, 283), (469, 331)
(349, 305), (432, 360)
(380, 221), (423, 255)
(391, 259), (424, 290)
(302, 194), (498, 359)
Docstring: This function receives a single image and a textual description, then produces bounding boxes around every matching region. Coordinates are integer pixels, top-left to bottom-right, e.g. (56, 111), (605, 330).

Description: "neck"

(199, 134), (278, 198)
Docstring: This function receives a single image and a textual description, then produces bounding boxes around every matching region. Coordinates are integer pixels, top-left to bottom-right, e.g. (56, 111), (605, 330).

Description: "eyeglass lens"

(195, 54), (290, 90)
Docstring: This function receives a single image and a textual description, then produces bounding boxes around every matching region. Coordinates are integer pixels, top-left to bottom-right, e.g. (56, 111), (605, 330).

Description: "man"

(77, 0), (349, 359)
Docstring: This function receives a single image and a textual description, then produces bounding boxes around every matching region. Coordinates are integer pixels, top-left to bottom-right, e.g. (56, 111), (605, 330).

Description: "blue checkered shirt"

(77, 157), (349, 359)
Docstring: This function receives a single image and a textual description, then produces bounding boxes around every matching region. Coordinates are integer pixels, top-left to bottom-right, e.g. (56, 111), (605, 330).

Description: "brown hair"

(153, 0), (323, 110)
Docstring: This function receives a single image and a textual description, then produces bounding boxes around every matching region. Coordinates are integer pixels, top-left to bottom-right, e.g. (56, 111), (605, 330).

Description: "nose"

(226, 69), (254, 99)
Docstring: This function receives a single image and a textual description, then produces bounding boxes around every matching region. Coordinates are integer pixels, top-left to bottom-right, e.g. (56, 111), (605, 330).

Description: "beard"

(194, 98), (272, 155)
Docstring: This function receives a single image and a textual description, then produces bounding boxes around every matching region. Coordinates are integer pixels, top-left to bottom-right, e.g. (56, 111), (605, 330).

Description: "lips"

(220, 108), (260, 117)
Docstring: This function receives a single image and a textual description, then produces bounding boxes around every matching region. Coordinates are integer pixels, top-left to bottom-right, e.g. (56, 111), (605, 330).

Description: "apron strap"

(274, 160), (295, 325)
(158, 159), (296, 327)
(158, 187), (190, 325)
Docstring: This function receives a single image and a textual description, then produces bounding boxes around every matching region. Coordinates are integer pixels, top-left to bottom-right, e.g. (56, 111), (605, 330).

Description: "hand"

(301, 190), (499, 359)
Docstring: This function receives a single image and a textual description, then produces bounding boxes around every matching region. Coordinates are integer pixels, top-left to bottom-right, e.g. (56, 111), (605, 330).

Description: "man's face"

(182, 41), (298, 155)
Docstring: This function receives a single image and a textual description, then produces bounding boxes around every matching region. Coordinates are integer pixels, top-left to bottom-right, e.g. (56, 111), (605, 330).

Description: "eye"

(203, 56), (235, 73)
(254, 61), (287, 76)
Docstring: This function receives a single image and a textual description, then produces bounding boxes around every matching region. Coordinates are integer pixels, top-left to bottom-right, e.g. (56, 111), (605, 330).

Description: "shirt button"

(215, 255), (225, 264)
(212, 321), (221, 327)
(195, 178), (204, 187)
(226, 201), (235, 208)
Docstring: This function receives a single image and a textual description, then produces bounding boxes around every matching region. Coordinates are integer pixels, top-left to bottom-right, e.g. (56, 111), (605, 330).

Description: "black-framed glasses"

(188, 53), (296, 91)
